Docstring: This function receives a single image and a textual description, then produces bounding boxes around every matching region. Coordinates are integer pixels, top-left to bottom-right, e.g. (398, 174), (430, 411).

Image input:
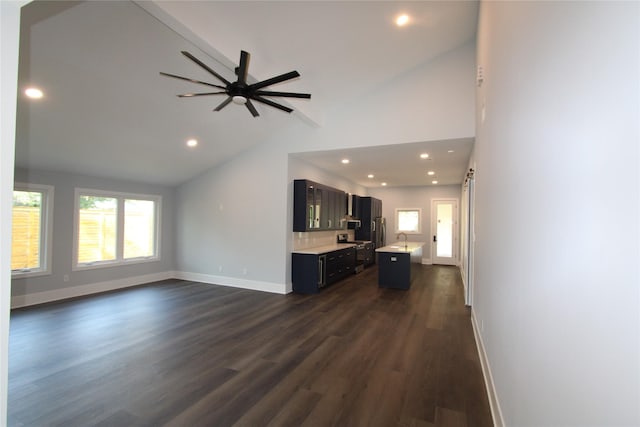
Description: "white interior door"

(431, 199), (458, 265)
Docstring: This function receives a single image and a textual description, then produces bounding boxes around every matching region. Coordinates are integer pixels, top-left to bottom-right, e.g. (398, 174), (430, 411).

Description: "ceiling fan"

(160, 50), (311, 117)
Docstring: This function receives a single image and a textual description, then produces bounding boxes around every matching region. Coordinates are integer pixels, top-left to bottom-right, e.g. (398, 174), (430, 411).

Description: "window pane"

(78, 196), (117, 263)
(398, 210), (420, 232)
(436, 204), (453, 257)
(124, 199), (155, 259)
(12, 191), (42, 270)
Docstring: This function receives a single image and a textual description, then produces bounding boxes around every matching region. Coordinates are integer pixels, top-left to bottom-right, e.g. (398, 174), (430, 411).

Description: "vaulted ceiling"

(16, 1), (478, 187)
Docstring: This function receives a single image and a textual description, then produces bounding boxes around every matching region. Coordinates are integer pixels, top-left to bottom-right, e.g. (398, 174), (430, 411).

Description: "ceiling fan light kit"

(160, 50), (311, 117)
(232, 95), (247, 105)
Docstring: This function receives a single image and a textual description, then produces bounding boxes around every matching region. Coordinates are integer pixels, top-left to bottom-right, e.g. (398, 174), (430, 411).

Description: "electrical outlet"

(476, 65), (484, 87)
(63, 274), (69, 282)
(242, 268), (247, 275)
(218, 265), (223, 273)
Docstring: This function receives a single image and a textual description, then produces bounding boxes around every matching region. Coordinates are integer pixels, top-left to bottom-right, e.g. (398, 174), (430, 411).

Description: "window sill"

(12, 269), (52, 279)
(73, 256), (160, 272)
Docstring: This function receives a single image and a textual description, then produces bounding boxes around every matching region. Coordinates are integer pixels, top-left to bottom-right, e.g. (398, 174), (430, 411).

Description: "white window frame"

(12, 183), (54, 278)
(395, 208), (422, 234)
(73, 188), (161, 271)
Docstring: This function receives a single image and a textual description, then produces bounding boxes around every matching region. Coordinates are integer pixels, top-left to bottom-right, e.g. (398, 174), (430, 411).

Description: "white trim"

(394, 207), (422, 234)
(471, 309), (505, 427)
(430, 198), (459, 265)
(421, 257), (432, 265)
(175, 271), (288, 295)
(73, 188), (162, 271)
(11, 270), (288, 309)
(10, 271), (175, 308)
(11, 183), (54, 278)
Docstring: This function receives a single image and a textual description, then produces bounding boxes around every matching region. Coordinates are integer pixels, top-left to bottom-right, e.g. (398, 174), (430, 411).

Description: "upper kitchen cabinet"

(293, 180), (347, 232)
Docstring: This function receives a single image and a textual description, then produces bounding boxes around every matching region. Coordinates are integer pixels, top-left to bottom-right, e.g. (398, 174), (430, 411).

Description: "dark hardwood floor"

(8, 265), (493, 427)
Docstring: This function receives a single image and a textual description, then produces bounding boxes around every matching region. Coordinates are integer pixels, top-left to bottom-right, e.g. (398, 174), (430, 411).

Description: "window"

(123, 199), (156, 259)
(74, 189), (161, 270)
(12, 183), (54, 277)
(396, 208), (422, 234)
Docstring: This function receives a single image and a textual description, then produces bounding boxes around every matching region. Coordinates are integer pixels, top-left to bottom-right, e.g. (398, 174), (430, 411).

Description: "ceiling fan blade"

(237, 51), (250, 84)
(181, 51), (231, 86)
(254, 90), (311, 99)
(245, 99), (259, 117)
(178, 92), (227, 97)
(214, 97), (233, 111)
(251, 95), (294, 113)
(159, 72), (226, 89)
(249, 71), (300, 91)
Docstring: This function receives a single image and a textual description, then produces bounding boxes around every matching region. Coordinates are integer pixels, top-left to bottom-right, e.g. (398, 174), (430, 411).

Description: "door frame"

(461, 175), (475, 306)
(430, 198), (459, 266)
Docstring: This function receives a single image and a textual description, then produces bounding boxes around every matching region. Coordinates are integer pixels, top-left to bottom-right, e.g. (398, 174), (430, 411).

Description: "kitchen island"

(375, 242), (425, 289)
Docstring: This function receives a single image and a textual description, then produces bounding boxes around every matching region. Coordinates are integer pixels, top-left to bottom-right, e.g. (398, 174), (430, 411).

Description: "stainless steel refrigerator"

(374, 217), (386, 249)
(354, 196), (384, 248)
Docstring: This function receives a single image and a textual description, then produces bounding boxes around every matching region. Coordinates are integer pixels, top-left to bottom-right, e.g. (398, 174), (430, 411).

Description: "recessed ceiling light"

(381, 182), (387, 186)
(432, 180), (438, 184)
(367, 174), (374, 179)
(25, 87), (43, 99)
(396, 14), (410, 27)
(341, 159), (350, 164)
(447, 150), (455, 153)
(427, 171), (435, 176)
(186, 139), (198, 147)
(420, 153), (429, 159)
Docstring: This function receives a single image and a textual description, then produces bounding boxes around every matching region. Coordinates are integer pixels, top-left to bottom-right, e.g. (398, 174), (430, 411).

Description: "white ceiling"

(16, 1), (478, 187)
(291, 138), (474, 188)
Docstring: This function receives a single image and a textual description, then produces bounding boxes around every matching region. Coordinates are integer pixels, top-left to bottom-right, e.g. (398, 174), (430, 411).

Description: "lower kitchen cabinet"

(377, 251), (412, 290)
(292, 246), (356, 294)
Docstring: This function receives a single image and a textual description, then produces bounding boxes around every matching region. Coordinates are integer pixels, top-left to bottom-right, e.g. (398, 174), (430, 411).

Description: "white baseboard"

(471, 309), (505, 427)
(174, 271), (288, 295)
(11, 271), (176, 308)
(11, 270), (289, 309)
(421, 257), (432, 265)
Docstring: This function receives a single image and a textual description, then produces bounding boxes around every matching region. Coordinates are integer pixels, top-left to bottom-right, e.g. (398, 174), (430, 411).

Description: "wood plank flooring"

(8, 265), (493, 427)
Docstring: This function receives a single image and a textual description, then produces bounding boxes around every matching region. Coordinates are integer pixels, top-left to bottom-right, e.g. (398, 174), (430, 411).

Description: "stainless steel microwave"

(346, 219), (361, 229)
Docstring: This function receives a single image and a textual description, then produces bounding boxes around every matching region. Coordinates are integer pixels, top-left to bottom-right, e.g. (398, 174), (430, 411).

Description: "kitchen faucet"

(397, 232), (408, 248)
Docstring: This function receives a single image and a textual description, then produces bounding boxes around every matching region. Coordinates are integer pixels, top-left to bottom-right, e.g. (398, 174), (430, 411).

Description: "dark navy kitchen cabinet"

(293, 179), (347, 232)
(292, 246), (355, 294)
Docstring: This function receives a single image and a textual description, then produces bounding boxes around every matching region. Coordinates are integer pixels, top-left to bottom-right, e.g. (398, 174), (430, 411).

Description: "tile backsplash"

(292, 230), (355, 250)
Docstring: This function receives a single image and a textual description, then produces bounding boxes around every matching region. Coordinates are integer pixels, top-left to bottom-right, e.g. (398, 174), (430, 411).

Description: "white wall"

(1, 1), (27, 421)
(369, 185), (461, 263)
(473, 1), (639, 425)
(175, 41), (476, 293)
(11, 168), (176, 306)
(174, 133), (292, 293)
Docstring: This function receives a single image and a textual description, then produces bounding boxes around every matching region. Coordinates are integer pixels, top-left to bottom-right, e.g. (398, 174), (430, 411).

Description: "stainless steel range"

(337, 234), (369, 273)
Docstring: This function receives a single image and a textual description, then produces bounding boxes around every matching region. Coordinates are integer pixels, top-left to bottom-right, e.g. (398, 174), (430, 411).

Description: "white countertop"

(292, 243), (356, 255)
(375, 241), (425, 253)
